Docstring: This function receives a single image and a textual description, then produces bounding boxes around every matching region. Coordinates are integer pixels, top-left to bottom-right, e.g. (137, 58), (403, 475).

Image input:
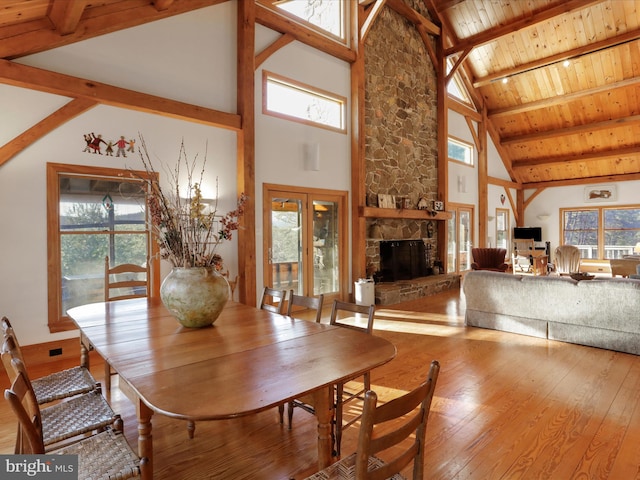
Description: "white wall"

(254, 25), (352, 302)
(0, 4), (240, 345)
(447, 110), (516, 248)
(0, 2), (353, 345)
(525, 181), (640, 250)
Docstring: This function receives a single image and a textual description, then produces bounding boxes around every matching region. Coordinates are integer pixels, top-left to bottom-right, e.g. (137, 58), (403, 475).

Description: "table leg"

(79, 334), (90, 369)
(312, 386), (334, 469)
(137, 399), (154, 480)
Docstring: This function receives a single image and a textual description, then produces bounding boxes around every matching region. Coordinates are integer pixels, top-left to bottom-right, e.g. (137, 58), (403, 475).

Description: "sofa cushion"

(463, 270), (640, 355)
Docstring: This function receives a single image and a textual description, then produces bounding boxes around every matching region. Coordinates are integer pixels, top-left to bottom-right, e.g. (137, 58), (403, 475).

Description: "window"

(495, 208), (510, 250)
(258, 0), (347, 43)
(446, 58), (472, 105)
(447, 203), (474, 274)
(263, 71), (347, 133)
(47, 163), (158, 332)
(264, 184), (348, 303)
(448, 136), (473, 166)
(561, 206), (640, 259)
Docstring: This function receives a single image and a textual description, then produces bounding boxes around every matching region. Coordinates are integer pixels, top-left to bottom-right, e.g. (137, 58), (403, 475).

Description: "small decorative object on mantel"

(137, 135), (246, 328)
(433, 200), (444, 211)
(417, 197), (430, 210)
(378, 194), (395, 209)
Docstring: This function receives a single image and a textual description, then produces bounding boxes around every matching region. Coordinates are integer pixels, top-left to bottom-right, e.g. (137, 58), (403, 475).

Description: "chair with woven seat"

(259, 286), (287, 314)
(222, 269), (239, 301)
(103, 255), (149, 391)
(554, 245), (581, 275)
(2, 336), (122, 452)
(330, 300), (376, 457)
(5, 369), (141, 479)
(2, 317), (97, 405)
(282, 291), (325, 428)
(304, 360), (440, 480)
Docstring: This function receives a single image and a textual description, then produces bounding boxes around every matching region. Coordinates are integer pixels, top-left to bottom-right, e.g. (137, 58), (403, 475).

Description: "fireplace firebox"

(379, 240), (428, 282)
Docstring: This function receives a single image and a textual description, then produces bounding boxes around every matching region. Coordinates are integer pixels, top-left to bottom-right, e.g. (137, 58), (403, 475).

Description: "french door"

(263, 184), (348, 303)
(446, 203), (474, 274)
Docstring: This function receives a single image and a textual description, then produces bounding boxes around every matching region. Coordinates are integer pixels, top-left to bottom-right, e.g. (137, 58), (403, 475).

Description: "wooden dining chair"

(304, 360), (440, 480)
(103, 255), (150, 391)
(330, 300), (376, 457)
(5, 369), (141, 479)
(259, 286), (287, 314)
(2, 338), (122, 451)
(222, 269), (239, 301)
(1, 317), (97, 404)
(281, 291), (325, 428)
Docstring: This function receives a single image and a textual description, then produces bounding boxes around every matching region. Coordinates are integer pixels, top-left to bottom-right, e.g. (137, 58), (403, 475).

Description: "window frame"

(46, 163), (160, 333)
(262, 70), (348, 134)
(560, 205), (640, 260)
(446, 58), (473, 106)
(256, 0), (348, 45)
(447, 135), (474, 167)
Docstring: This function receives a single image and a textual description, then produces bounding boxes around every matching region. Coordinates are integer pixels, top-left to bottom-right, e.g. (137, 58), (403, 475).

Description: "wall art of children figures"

(83, 133), (135, 158)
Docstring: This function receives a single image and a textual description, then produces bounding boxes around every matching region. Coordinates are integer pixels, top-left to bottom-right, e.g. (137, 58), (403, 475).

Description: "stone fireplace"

(364, 2), (440, 279)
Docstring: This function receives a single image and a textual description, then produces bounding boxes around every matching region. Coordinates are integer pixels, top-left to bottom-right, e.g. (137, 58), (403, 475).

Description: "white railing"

(575, 245), (636, 259)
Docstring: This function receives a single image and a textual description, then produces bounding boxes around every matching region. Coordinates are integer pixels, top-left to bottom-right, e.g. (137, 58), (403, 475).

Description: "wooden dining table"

(67, 297), (396, 480)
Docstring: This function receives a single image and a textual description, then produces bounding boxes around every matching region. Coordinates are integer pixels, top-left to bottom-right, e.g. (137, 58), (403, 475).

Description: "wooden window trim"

(447, 135), (474, 167)
(46, 162), (160, 333)
(262, 70), (348, 134)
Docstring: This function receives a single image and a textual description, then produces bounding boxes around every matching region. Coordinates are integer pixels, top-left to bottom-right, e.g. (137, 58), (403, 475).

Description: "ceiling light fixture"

(502, 77), (509, 84)
(563, 59), (571, 68)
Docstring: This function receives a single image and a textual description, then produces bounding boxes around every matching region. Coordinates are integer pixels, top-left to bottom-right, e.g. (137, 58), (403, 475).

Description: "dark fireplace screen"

(379, 240), (428, 282)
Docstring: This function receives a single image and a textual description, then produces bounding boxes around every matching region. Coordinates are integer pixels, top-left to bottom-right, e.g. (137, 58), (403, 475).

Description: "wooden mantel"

(360, 206), (452, 221)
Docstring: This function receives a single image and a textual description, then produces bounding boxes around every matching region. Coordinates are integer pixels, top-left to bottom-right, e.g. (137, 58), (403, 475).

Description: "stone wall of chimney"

(363, 2), (439, 277)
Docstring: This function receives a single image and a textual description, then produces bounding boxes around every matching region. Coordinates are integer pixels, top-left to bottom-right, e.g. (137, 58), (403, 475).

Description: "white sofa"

(463, 270), (640, 355)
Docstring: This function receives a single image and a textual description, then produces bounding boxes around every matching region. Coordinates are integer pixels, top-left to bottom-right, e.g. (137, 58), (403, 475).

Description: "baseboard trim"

(21, 337), (85, 366)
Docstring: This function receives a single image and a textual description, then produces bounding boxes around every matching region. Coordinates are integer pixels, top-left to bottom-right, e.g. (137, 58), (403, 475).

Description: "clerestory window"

(263, 71), (347, 133)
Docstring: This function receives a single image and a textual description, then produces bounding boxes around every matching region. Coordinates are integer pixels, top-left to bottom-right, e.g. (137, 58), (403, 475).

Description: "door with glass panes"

(263, 185), (347, 304)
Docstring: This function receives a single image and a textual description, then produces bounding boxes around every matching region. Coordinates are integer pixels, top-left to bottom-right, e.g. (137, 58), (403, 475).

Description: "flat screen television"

(513, 226), (542, 242)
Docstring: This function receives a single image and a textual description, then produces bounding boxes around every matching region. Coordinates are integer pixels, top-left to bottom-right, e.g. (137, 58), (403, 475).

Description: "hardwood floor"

(2, 288), (639, 479)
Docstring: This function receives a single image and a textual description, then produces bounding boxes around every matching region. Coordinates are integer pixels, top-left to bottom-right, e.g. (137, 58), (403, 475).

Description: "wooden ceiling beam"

(0, 59), (241, 131)
(488, 176), (519, 190)
(0, 0), (222, 59)
(524, 172), (640, 189)
(48, 0), (87, 36)
(443, 0), (602, 57)
(360, 0), (386, 43)
(153, 0), (176, 10)
(474, 29), (640, 88)
(502, 115), (640, 146)
(513, 146), (640, 169)
(386, 0), (440, 36)
(489, 76), (640, 118)
(255, 2), (356, 63)
(0, 98), (97, 167)
(255, 33), (294, 69)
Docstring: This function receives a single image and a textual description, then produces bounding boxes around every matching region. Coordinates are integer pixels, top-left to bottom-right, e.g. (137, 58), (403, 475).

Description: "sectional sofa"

(463, 270), (640, 355)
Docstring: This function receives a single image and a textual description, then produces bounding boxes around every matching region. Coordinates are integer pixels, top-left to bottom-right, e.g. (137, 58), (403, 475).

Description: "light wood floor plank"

(2, 288), (639, 479)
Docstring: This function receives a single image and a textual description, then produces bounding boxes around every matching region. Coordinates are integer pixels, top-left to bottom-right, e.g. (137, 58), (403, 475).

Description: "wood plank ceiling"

(430, 0), (640, 187)
(1, 0), (640, 188)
